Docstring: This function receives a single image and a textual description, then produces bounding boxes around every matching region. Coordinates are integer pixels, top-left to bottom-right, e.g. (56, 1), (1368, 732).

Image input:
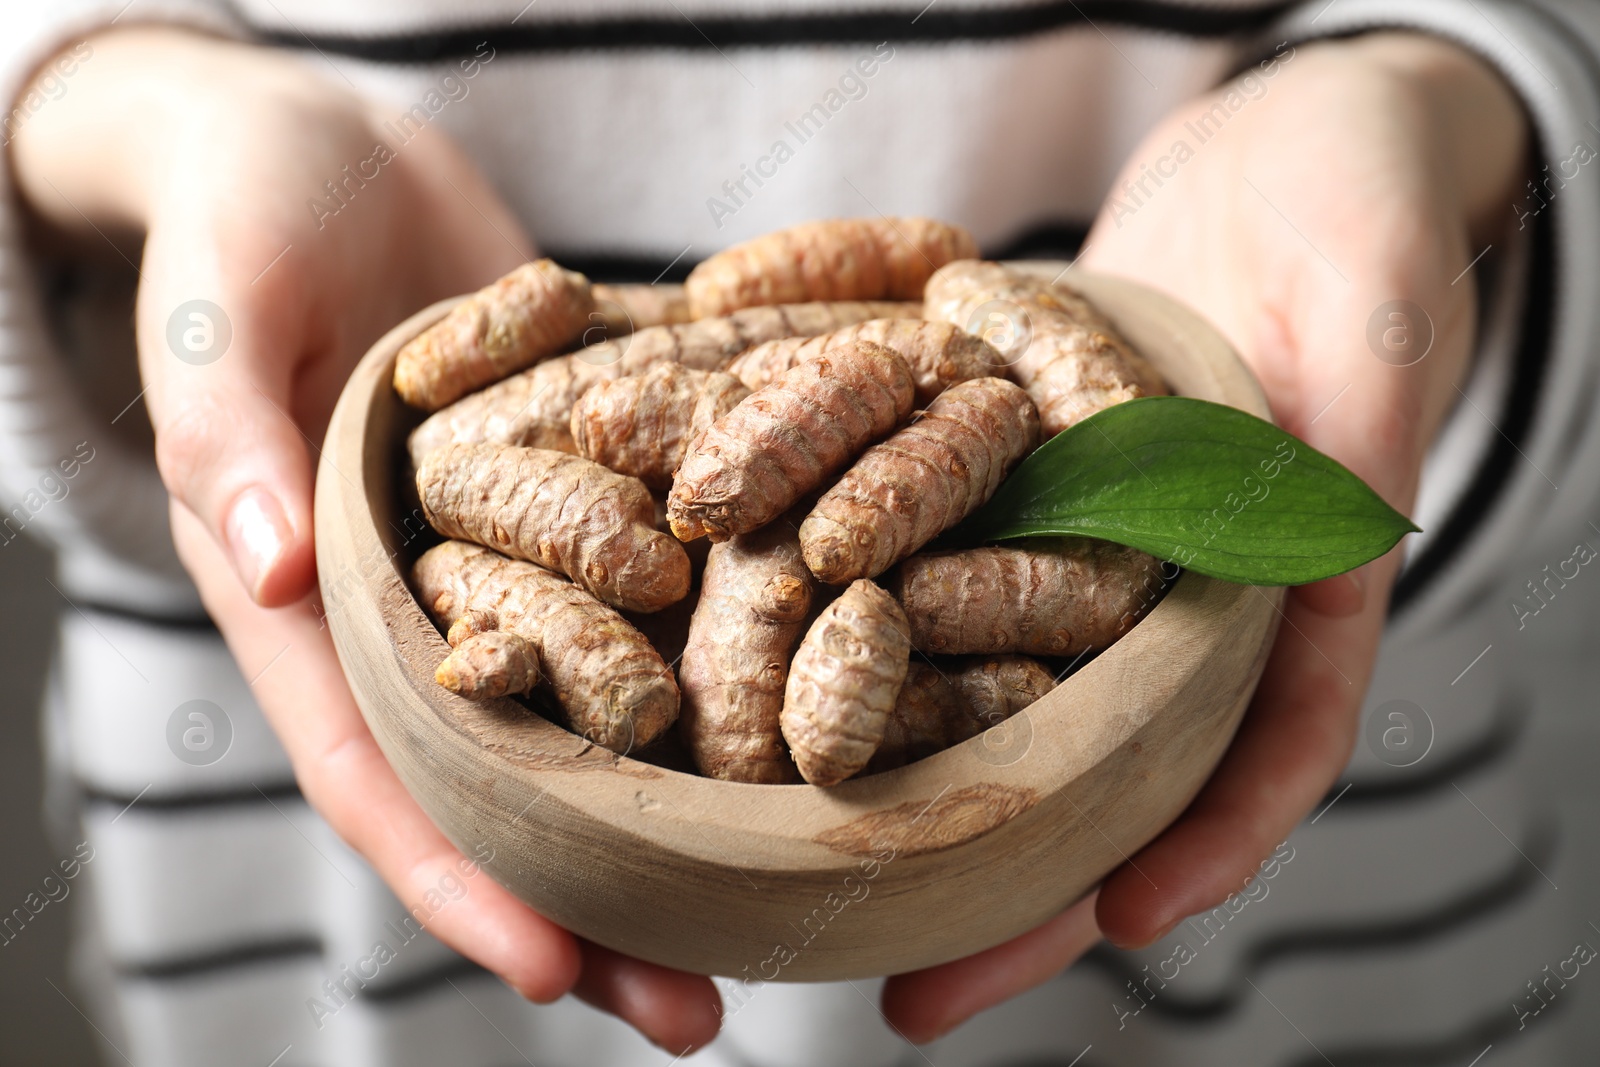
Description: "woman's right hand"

(11, 26), (722, 1053)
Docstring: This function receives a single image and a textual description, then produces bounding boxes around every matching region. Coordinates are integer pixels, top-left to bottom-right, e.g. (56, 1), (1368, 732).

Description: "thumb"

(137, 240), (319, 608)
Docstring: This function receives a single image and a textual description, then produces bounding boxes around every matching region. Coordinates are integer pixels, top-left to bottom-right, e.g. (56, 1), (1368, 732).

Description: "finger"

(1292, 566), (1367, 618)
(137, 221), (320, 607)
(170, 504), (582, 1002)
(573, 942), (722, 1054)
(881, 893), (1100, 1045)
(1095, 553), (1400, 948)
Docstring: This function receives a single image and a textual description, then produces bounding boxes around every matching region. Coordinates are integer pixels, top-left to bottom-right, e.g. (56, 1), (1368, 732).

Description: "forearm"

(8, 26), (356, 235)
(1341, 32), (1528, 453)
(1343, 32), (1527, 244)
(10, 29), (189, 230)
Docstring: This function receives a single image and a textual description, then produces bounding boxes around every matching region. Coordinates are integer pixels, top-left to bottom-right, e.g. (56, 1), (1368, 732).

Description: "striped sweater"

(4, 1), (1600, 1064)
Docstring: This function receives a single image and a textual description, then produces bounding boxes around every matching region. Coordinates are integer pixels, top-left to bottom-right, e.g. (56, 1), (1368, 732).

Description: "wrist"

(9, 26), (309, 232)
(12, 29), (177, 228)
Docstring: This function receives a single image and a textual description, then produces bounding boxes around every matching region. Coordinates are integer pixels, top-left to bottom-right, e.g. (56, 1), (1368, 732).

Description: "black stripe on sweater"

(121, 937), (323, 981)
(118, 937), (495, 1002)
(1321, 699), (1523, 812)
(79, 600), (217, 633)
(119, 938), (493, 1000)
(81, 780), (303, 813)
(1080, 818), (1556, 1022)
(250, 1), (1295, 60)
(550, 218), (1093, 283)
(1279, 994), (1555, 1067)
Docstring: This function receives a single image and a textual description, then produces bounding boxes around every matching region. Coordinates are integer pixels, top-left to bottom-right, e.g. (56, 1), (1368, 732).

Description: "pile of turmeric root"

(398, 218), (1170, 786)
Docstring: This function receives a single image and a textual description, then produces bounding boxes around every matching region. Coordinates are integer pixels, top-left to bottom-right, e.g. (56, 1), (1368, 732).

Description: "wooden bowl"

(314, 267), (1282, 981)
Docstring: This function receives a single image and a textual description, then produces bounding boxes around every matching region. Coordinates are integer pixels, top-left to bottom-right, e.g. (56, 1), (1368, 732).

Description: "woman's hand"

(11, 27), (721, 1053)
(882, 31), (1527, 1042)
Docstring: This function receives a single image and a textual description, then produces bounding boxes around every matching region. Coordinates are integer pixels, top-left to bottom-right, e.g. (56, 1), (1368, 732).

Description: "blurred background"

(0, 534), (97, 1064)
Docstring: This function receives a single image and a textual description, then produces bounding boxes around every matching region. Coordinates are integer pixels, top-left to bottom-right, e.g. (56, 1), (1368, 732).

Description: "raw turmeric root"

(727, 318), (1001, 405)
(436, 630), (541, 700)
(781, 579), (911, 786)
(407, 301), (919, 466)
(890, 539), (1167, 656)
(953, 654), (1057, 728)
(678, 521), (815, 783)
(867, 655), (1054, 772)
(590, 282), (692, 337)
(668, 341), (916, 542)
(800, 377), (1039, 583)
(571, 364), (751, 490)
(925, 261), (1167, 436)
(394, 260), (592, 411)
(413, 541), (679, 753)
(687, 217), (978, 317)
(408, 353), (609, 463)
(651, 493), (711, 577)
(867, 662), (964, 773)
(417, 443), (690, 613)
(622, 594), (697, 671)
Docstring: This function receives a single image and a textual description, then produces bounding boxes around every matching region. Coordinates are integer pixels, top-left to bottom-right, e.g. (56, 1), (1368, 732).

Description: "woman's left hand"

(882, 30), (1526, 1043)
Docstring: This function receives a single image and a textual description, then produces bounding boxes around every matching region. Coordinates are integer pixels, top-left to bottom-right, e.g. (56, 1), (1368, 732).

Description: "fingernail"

(1340, 566), (1369, 615)
(511, 979), (561, 1005)
(1109, 917), (1177, 951)
(225, 488), (290, 602)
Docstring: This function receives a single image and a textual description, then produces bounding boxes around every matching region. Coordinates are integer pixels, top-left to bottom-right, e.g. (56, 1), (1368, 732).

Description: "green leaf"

(949, 396), (1418, 586)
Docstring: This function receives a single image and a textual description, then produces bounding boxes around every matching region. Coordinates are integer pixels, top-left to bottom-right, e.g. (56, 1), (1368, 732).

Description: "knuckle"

(152, 395), (232, 500)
